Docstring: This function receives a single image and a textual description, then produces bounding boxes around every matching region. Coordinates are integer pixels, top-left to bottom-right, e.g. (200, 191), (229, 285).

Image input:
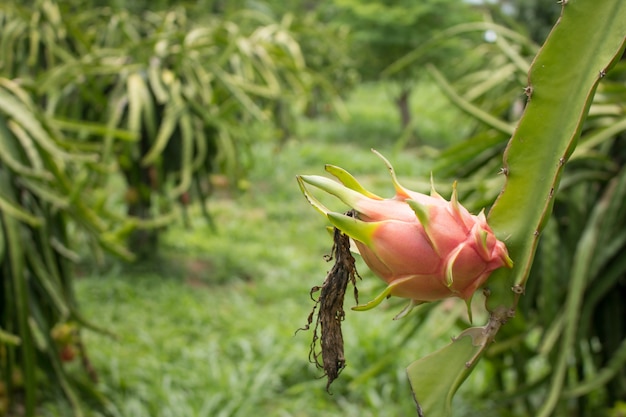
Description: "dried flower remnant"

(299, 216), (360, 390)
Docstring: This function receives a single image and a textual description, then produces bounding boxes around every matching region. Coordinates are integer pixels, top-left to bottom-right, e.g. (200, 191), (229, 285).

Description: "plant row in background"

(0, 0), (354, 414)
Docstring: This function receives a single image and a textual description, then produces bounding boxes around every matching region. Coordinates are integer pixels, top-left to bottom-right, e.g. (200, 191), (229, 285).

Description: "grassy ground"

(40, 82), (491, 416)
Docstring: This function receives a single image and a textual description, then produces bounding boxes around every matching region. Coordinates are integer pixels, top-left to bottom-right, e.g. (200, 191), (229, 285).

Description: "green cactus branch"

(407, 1), (626, 416)
(486, 0), (626, 309)
(426, 65), (515, 136)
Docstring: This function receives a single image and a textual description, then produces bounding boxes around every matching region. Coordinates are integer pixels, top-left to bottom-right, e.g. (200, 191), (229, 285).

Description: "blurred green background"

(1, 0), (624, 416)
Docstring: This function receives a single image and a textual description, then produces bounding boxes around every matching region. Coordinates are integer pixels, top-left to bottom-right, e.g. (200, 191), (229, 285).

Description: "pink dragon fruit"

(297, 150), (512, 316)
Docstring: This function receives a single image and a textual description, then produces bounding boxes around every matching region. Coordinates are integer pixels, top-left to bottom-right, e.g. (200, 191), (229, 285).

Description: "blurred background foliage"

(0, 0), (624, 416)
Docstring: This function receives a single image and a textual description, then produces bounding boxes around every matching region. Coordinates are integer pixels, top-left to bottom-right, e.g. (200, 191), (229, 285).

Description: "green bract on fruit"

(297, 150), (512, 317)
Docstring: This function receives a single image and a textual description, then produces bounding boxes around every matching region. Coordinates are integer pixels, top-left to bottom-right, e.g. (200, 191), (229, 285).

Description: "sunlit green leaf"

(407, 328), (485, 417)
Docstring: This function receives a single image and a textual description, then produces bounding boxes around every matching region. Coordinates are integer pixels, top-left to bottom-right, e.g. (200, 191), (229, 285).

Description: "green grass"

(39, 82), (492, 417)
(298, 81), (474, 150)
